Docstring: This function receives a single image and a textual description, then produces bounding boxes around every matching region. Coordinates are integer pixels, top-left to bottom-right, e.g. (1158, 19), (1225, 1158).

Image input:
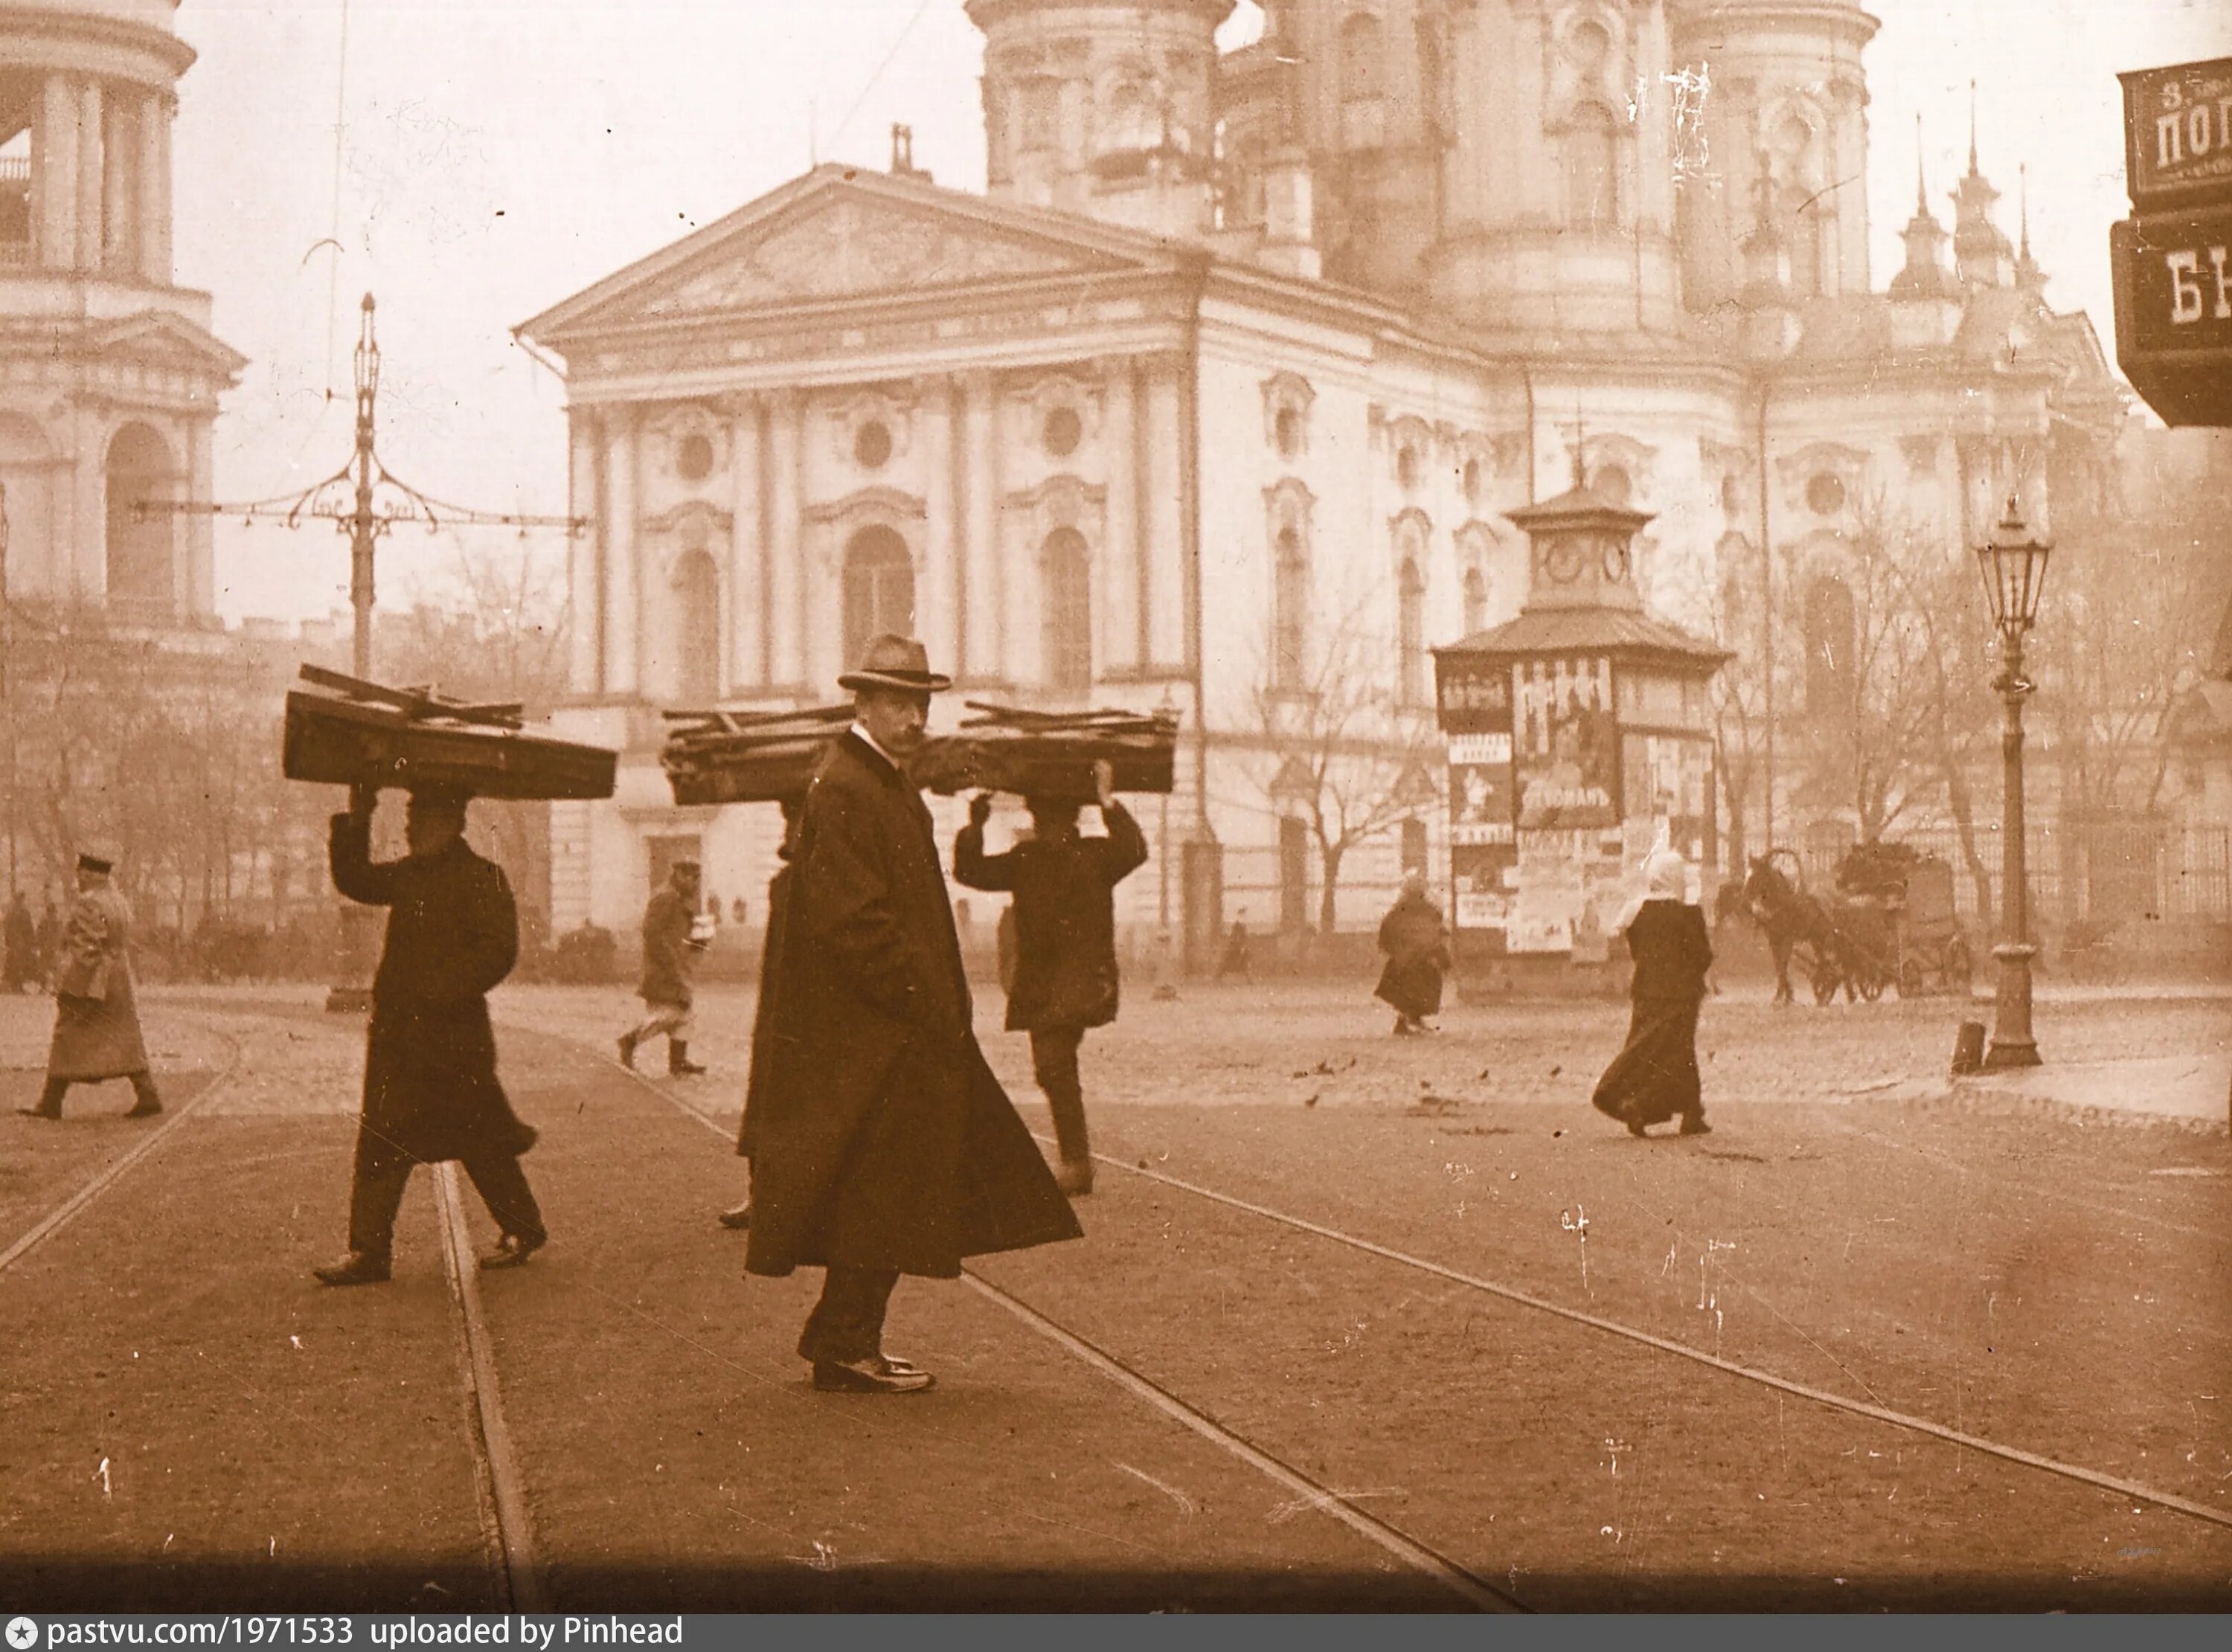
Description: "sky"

(166, 0), (2232, 625)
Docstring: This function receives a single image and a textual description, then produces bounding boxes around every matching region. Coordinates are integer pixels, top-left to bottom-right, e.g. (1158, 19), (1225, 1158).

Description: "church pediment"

(82, 312), (248, 380)
(522, 166), (1164, 343)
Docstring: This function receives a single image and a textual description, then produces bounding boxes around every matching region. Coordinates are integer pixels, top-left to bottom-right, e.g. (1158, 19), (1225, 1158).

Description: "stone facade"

(0, 0), (243, 624)
(520, 0), (2127, 963)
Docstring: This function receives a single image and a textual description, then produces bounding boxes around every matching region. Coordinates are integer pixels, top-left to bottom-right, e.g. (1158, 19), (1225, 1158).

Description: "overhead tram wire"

(822, 0), (939, 158)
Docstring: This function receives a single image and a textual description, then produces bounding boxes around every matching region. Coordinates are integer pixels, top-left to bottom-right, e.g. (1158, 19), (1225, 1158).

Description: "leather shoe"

(312, 1252), (391, 1287)
(1678, 1114), (1712, 1137)
(812, 1357), (934, 1394)
(716, 1201), (751, 1230)
(877, 1352), (925, 1377)
(480, 1232), (545, 1270)
(615, 1034), (638, 1070)
(124, 1100), (163, 1119)
(16, 1105), (60, 1120)
(1626, 1117), (1650, 1137)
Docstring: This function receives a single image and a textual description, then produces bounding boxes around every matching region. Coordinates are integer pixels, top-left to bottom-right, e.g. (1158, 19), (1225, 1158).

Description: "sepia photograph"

(1, 0), (2229, 1618)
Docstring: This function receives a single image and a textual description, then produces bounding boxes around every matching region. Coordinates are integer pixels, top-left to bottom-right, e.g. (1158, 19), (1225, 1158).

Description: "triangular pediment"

(524, 166), (1172, 342)
(85, 310), (248, 379)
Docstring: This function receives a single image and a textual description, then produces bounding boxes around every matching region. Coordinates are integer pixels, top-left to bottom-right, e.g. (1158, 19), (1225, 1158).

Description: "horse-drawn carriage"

(1742, 842), (1972, 1005)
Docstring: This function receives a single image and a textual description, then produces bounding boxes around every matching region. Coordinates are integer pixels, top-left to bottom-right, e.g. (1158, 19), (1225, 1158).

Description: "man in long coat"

(19, 846), (161, 1119)
(954, 762), (1147, 1196)
(619, 857), (708, 1076)
(745, 634), (1081, 1394)
(313, 783), (547, 1286)
(1375, 873), (1452, 1036)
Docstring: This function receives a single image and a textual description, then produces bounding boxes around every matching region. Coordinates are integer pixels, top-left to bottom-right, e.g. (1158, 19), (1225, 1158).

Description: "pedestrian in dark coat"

(313, 784), (547, 1286)
(1375, 873), (1451, 1035)
(1592, 850), (1713, 1139)
(1216, 912), (1253, 982)
(745, 634), (1081, 1395)
(954, 762), (1149, 1196)
(618, 859), (708, 1076)
(4, 891), (36, 994)
(721, 796), (804, 1231)
(19, 846), (162, 1119)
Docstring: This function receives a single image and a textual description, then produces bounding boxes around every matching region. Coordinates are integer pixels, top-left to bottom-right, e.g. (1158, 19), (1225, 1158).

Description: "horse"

(1743, 851), (1877, 1006)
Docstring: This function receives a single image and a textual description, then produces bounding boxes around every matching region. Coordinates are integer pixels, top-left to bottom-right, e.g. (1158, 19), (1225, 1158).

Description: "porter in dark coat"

(315, 788), (546, 1284)
(1374, 878), (1451, 1032)
(1591, 852), (1713, 1138)
(955, 782), (1148, 1192)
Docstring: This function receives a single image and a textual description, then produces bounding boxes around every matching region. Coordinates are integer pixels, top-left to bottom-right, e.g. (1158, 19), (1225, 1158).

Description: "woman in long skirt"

(1592, 850), (1713, 1138)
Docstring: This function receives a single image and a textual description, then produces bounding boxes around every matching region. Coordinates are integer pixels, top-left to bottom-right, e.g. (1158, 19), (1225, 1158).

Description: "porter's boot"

(124, 1072), (163, 1119)
(616, 1031), (639, 1070)
(17, 1077), (65, 1119)
(668, 1041), (707, 1077)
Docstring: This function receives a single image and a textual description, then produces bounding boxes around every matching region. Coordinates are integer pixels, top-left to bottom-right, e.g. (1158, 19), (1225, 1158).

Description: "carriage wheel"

(1858, 968), (1886, 1003)
(1810, 964), (1839, 1006)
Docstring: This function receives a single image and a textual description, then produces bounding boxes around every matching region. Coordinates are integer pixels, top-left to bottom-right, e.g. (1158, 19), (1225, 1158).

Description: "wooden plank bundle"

(661, 703), (854, 805)
(913, 702), (1179, 801)
(282, 665), (618, 800)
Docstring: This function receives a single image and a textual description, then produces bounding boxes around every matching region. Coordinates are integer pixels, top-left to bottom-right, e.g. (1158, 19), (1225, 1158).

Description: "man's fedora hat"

(838, 633), (953, 695)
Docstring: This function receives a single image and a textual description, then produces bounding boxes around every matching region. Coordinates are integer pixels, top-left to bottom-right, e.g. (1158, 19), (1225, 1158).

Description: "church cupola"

(2012, 163), (2046, 295)
(1950, 87), (2015, 289)
(1889, 120), (1956, 301)
(969, 0), (1233, 241)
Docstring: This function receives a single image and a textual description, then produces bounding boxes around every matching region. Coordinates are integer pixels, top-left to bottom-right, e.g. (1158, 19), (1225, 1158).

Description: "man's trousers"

(1029, 1024), (1091, 1163)
(798, 1266), (901, 1365)
(345, 1127), (547, 1263)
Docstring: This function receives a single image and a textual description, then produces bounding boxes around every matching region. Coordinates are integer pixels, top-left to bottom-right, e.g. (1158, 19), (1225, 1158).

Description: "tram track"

(579, 1032), (2232, 1536)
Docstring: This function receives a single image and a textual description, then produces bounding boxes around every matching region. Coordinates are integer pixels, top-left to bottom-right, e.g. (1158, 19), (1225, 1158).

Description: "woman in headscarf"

(1591, 849), (1713, 1137)
(1375, 872), (1452, 1035)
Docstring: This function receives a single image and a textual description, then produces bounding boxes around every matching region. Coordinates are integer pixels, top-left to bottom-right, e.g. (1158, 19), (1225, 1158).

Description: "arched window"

(1397, 558), (1428, 707)
(1562, 103), (1620, 232)
(1803, 573), (1856, 718)
(1103, 80), (1156, 154)
(671, 545), (719, 707)
(1273, 526), (1308, 690)
(1775, 113), (1821, 298)
(1462, 565), (1489, 636)
(104, 422), (174, 614)
(1340, 13), (1388, 150)
(1042, 527), (1091, 690)
(1019, 78), (1062, 152)
(842, 526), (916, 673)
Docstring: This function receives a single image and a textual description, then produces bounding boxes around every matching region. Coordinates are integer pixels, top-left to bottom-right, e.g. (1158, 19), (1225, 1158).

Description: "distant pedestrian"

(19, 846), (162, 1120)
(313, 783), (547, 1287)
(3, 890), (35, 993)
(1216, 911), (1254, 982)
(722, 797), (802, 1232)
(1591, 849), (1713, 1139)
(745, 634), (1080, 1395)
(955, 760), (1149, 1196)
(618, 858), (709, 1076)
(1376, 872), (1451, 1036)
(34, 896), (60, 990)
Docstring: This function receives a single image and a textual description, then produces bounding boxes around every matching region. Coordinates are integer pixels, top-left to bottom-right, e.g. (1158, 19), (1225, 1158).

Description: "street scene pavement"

(1, 975), (2225, 1611)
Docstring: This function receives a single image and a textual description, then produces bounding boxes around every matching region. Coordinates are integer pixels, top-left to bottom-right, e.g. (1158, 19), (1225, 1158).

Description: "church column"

(565, 409), (601, 696)
(74, 78), (103, 271)
(766, 390), (804, 689)
(604, 409), (640, 696)
(1141, 353), (1184, 668)
(138, 90), (171, 285)
(725, 394), (765, 693)
(71, 405), (103, 597)
(959, 370), (1005, 683)
(101, 99), (132, 269)
(185, 416), (213, 616)
(917, 376), (960, 677)
(1099, 356), (1140, 673)
(37, 76), (77, 271)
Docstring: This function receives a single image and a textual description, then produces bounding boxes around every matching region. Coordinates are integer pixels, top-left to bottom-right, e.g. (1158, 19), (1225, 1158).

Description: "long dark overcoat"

(953, 803), (1148, 1032)
(735, 857), (794, 1160)
(1374, 892), (1452, 1021)
(745, 733), (1082, 1280)
(46, 885), (151, 1080)
(638, 887), (696, 1008)
(331, 813), (536, 1166)
(1591, 899), (1714, 1129)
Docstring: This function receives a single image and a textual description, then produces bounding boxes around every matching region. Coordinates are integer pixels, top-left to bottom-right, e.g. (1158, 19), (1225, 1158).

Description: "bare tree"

(1250, 608), (1443, 936)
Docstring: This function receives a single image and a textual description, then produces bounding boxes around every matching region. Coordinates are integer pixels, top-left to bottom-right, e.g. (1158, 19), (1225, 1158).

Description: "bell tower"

(0, 0), (243, 623)
(969, 0), (1234, 242)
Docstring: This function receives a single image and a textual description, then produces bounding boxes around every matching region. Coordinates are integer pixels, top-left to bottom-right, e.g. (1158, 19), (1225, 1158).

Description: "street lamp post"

(1975, 497), (2053, 1072)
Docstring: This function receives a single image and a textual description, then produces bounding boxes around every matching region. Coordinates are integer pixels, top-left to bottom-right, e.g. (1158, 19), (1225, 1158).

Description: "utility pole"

(153, 293), (583, 1009)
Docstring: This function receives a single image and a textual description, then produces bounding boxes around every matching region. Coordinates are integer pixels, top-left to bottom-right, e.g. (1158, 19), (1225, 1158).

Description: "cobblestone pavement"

(1, 979), (2225, 1609)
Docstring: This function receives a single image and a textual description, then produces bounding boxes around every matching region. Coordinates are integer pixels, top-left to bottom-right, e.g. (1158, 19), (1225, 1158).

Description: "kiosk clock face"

(1545, 539), (1587, 583)
(1602, 541), (1630, 582)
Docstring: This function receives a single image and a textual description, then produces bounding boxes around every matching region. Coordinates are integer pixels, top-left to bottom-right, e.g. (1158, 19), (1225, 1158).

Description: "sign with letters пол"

(2122, 57), (2232, 211)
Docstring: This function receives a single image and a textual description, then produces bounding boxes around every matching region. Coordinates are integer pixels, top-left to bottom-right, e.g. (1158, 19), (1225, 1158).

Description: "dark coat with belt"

(1374, 891), (1452, 1021)
(1591, 899), (1714, 1129)
(745, 733), (1082, 1280)
(953, 803), (1148, 1032)
(638, 886), (697, 1007)
(45, 884), (151, 1080)
(331, 813), (536, 1166)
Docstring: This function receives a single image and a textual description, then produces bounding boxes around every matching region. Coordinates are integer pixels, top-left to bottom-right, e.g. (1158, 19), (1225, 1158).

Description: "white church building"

(520, 0), (2123, 968)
